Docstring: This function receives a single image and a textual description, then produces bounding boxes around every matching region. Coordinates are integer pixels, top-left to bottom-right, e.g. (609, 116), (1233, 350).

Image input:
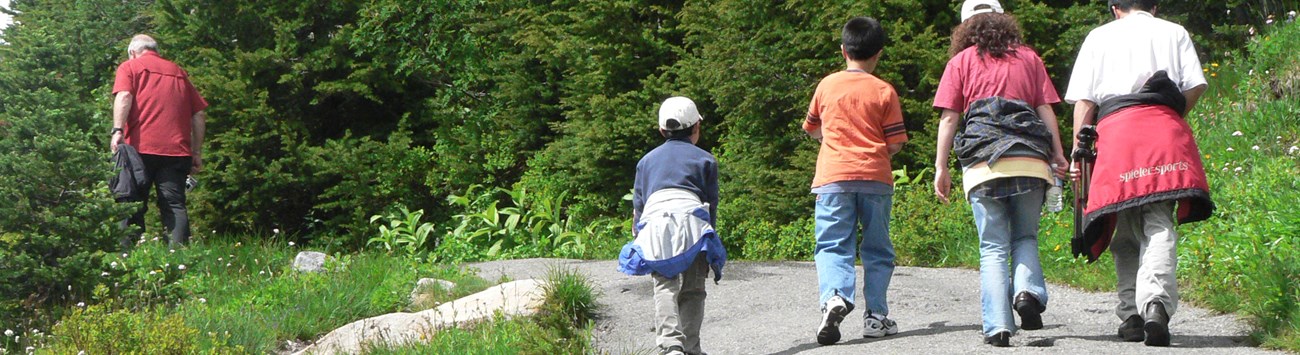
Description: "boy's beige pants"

(653, 254), (709, 354)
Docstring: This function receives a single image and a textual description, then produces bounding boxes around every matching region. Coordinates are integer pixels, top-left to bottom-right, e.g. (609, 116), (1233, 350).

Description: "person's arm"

(1182, 84), (1207, 116)
(1036, 104), (1068, 179)
(111, 91), (132, 153)
(933, 109), (960, 203)
(1070, 100), (1098, 181)
(190, 110), (206, 174)
(887, 142), (904, 156)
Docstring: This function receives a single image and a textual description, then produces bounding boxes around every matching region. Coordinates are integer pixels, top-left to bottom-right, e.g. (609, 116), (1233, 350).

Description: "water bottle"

(185, 175), (198, 193)
(1045, 178), (1064, 213)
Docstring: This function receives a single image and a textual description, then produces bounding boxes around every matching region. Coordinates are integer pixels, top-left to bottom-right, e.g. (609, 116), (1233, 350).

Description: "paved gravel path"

(469, 259), (1281, 354)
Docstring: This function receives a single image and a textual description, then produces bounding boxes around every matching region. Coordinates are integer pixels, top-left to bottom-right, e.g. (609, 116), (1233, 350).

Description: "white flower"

(67, 285), (71, 291)
(121, 253), (128, 258)
(1234, 167), (1244, 172)
(76, 302), (85, 308)
(1226, 147), (1235, 152)
(226, 263), (232, 267)
(1290, 146), (1299, 154)
(259, 271), (266, 275)
(26, 346), (34, 352)
(218, 257), (223, 262)
(288, 241), (295, 246)
(1232, 131), (1243, 136)
(110, 261), (118, 268)
(149, 270), (157, 275)
(164, 263), (170, 268)
(1252, 145), (1260, 150)
(101, 272), (109, 277)
(4, 329), (13, 337)
(273, 228), (280, 234)
(199, 298), (207, 304)
(178, 264), (186, 270)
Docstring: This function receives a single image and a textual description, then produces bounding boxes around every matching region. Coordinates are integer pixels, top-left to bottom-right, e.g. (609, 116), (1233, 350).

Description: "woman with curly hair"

(931, 0), (1069, 347)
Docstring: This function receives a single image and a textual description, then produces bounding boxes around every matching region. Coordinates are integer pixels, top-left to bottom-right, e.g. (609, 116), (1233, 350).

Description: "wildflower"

(288, 241), (296, 246)
(1234, 167), (1243, 172)
(110, 261), (118, 268)
(67, 285), (71, 291)
(76, 302), (85, 308)
(121, 253), (128, 258)
(149, 270), (157, 275)
(1252, 145), (1260, 150)
(226, 263), (232, 267)
(199, 298), (207, 304)
(1226, 147), (1235, 152)
(218, 257), (223, 262)
(1211, 73), (1216, 77)
(178, 264), (186, 270)
(4, 329), (13, 337)
(101, 272), (109, 277)
(1211, 63), (1219, 67)
(273, 228), (281, 234)
(235, 242), (242, 247)
(1290, 146), (1299, 154)
(1232, 131), (1243, 136)
(259, 270), (266, 275)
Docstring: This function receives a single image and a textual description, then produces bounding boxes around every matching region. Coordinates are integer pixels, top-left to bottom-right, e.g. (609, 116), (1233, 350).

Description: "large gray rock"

(292, 251), (328, 273)
(295, 279), (547, 354)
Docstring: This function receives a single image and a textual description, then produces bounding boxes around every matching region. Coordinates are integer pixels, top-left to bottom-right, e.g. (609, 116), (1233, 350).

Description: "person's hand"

(1069, 160), (1082, 182)
(110, 132), (121, 154)
(934, 167), (952, 204)
(191, 153), (203, 174)
(1051, 153), (1069, 180)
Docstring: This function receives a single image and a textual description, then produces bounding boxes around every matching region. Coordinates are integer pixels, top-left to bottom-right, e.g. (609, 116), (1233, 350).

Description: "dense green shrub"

(48, 299), (243, 354)
(0, 0), (147, 333)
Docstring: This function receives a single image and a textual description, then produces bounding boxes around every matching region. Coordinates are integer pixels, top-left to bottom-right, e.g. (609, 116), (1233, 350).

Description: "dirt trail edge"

(468, 259), (1277, 355)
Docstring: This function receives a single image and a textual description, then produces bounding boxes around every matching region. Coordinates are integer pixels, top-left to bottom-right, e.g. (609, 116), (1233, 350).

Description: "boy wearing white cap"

(619, 96), (725, 355)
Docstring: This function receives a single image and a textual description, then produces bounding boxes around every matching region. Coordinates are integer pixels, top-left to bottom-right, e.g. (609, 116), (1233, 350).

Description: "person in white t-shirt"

(1064, 0), (1211, 348)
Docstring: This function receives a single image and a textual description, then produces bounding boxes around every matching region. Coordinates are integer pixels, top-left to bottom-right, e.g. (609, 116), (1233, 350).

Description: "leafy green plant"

(368, 204), (436, 257)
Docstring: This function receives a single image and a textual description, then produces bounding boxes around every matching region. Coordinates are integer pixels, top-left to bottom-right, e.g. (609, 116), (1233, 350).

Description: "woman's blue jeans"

(969, 188), (1048, 336)
(814, 192), (895, 316)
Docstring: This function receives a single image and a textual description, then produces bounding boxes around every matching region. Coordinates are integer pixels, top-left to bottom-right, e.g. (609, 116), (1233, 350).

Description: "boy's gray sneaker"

(817, 296), (850, 345)
(863, 313), (899, 338)
(660, 345), (686, 355)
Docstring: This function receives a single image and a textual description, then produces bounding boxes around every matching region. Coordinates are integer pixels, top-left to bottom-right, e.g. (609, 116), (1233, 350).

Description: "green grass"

(41, 238), (494, 353)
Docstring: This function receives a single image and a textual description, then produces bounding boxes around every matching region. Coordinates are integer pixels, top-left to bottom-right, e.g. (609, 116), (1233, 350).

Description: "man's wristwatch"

(110, 127), (123, 135)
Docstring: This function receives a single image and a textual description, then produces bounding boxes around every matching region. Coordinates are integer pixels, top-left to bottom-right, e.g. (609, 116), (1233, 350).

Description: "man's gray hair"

(127, 35), (158, 54)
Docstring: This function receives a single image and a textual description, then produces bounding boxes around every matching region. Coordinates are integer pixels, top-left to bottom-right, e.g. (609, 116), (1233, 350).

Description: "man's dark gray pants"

(120, 154), (191, 248)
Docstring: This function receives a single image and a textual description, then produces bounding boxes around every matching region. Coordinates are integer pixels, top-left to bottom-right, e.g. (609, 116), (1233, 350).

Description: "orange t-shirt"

(803, 70), (908, 187)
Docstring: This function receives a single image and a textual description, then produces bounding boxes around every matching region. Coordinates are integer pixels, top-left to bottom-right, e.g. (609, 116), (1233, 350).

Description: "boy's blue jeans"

(969, 188), (1049, 336)
(814, 192), (895, 316)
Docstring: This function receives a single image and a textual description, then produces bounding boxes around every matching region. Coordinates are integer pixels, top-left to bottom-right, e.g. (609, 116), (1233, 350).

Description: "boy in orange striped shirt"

(803, 16), (908, 346)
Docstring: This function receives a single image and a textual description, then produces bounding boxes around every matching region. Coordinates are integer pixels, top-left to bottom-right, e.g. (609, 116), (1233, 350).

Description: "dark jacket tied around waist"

(954, 97), (1052, 168)
(110, 144), (149, 202)
(1070, 71), (1215, 262)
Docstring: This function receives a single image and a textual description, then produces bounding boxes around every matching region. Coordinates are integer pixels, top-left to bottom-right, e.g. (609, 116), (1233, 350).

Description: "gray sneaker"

(863, 313), (899, 338)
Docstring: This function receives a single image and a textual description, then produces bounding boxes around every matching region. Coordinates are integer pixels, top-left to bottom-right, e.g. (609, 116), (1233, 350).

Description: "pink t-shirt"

(112, 51), (208, 157)
(933, 46), (1060, 113)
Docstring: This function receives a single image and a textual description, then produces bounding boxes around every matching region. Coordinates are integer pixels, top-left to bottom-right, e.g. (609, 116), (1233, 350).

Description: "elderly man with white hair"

(110, 34), (208, 248)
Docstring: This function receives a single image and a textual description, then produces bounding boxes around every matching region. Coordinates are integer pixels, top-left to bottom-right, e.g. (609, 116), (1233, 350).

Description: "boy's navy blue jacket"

(621, 137), (725, 281)
(632, 137), (719, 227)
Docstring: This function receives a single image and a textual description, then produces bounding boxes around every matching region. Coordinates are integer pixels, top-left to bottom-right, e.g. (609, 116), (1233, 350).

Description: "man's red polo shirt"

(112, 51), (208, 157)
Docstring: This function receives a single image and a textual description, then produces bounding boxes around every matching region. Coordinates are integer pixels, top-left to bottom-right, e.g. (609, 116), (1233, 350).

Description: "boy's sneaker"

(660, 345), (686, 355)
(816, 296), (850, 345)
(862, 312), (899, 338)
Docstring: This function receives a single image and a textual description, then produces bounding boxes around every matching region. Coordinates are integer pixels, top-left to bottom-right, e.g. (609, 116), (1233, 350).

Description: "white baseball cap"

(658, 96), (703, 131)
(961, 0), (1004, 22)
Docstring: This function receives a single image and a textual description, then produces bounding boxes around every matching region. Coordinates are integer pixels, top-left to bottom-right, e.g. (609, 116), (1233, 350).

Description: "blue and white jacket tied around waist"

(618, 188), (726, 282)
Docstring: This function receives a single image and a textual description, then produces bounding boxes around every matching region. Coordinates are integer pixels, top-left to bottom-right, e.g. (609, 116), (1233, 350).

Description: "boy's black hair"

(842, 17), (887, 61)
(662, 124), (696, 140)
(1108, 0), (1157, 11)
